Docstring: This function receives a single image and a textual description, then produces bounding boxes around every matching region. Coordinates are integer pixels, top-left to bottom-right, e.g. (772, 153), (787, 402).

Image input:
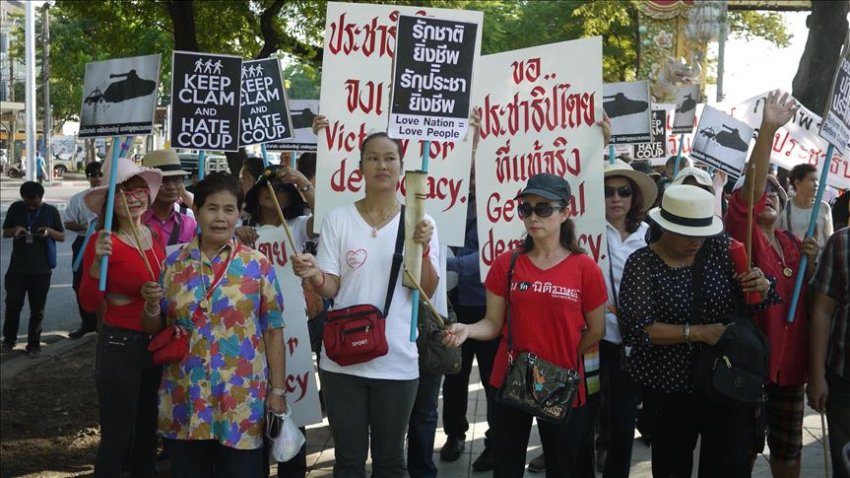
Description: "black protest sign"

(79, 54), (161, 138)
(239, 58), (294, 147)
(820, 34), (850, 156)
(170, 51), (242, 152)
(633, 109), (668, 160)
(389, 15), (478, 142)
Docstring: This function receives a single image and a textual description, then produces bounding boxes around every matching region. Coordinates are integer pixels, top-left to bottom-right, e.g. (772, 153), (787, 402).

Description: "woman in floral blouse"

(141, 172), (286, 477)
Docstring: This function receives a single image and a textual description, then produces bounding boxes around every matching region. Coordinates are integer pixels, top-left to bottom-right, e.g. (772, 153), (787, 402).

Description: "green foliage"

(729, 11), (792, 48)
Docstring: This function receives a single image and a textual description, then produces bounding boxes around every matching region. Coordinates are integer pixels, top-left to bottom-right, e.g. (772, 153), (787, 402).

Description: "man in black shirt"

(2, 181), (65, 357)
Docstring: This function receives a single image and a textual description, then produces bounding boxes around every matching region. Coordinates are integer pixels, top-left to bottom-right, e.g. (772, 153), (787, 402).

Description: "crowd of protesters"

(0, 87), (848, 478)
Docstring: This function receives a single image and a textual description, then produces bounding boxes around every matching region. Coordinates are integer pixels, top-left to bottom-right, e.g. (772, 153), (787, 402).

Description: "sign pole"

(98, 136), (123, 291)
(672, 133), (685, 177)
(410, 140), (431, 342)
(608, 144), (615, 165)
(197, 150), (206, 180)
(785, 144), (834, 323)
(261, 144), (270, 168)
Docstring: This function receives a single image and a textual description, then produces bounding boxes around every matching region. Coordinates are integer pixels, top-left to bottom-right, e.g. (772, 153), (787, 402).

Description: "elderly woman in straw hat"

(618, 185), (775, 477)
(78, 156), (164, 478)
(596, 158), (657, 478)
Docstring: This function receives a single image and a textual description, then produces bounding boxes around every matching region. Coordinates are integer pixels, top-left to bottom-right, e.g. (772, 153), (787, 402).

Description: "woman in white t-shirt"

(779, 163), (833, 256)
(292, 129), (440, 478)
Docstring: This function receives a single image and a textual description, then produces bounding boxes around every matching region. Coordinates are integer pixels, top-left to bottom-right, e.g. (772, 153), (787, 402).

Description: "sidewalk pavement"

(0, 335), (836, 477)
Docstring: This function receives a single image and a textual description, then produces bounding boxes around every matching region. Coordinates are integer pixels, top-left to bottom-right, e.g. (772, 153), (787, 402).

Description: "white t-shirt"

(778, 200), (833, 256)
(317, 204), (440, 380)
(65, 189), (97, 238)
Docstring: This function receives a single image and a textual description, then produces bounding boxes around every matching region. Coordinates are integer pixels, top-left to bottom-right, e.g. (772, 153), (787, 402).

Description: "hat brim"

(648, 207), (724, 237)
(605, 170), (658, 211)
(84, 170), (162, 215)
(516, 188), (568, 202)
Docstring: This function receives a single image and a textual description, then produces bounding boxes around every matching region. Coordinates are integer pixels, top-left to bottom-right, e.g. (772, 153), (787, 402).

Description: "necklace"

(360, 202), (400, 237)
(768, 234), (794, 277)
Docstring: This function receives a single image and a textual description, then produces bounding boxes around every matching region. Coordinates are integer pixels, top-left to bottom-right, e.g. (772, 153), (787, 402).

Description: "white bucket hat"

(84, 157), (163, 214)
(672, 167), (714, 193)
(604, 159), (658, 211)
(647, 185), (723, 237)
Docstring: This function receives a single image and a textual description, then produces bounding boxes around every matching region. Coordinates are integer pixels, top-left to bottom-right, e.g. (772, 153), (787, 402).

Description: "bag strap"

(168, 211), (183, 246)
(505, 249), (520, 356)
(382, 206), (406, 317)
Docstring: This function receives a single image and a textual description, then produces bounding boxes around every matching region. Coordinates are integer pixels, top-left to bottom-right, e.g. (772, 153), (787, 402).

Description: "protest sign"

(671, 84), (700, 134)
(265, 99), (320, 152)
(820, 34), (850, 156)
(691, 105), (753, 178)
(239, 58), (293, 147)
(317, 2), (483, 246)
(388, 15), (477, 142)
(255, 226), (322, 427)
(472, 38), (607, 280)
(79, 54), (160, 138)
(730, 93), (850, 188)
(603, 80), (651, 144)
(170, 51), (242, 152)
(632, 108), (669, 161)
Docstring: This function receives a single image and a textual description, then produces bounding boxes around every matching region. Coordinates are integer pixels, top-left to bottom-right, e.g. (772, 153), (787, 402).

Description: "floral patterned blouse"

(157, 237), (284, 450)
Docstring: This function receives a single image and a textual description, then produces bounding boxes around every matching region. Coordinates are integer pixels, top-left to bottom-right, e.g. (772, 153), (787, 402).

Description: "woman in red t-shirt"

(78, 157), (164, 478)
(445, 173), (607, 477)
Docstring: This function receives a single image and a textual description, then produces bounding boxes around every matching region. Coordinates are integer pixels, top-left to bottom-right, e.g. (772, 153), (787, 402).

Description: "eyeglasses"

(517, 202), (565, 218)
(120, 187), (150, 200)
(604, 186), (633, 198)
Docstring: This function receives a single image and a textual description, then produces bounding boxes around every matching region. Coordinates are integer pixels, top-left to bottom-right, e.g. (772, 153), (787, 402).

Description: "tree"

(792, 1), (849, 115)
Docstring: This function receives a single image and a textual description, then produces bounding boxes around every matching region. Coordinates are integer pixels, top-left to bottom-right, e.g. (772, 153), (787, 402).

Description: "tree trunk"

(791, 1), (849, 115)
(166, 0), (199, 51)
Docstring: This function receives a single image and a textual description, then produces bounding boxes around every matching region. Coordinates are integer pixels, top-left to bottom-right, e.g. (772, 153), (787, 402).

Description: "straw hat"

(84, 157), (162, 214)
(604, 159), (658, 211)
(647, 185), (723, 237)
(142, 149), (189, 177)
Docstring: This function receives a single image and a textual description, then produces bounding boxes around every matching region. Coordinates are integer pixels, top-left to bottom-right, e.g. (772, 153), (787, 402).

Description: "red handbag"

(323, 207), (405, 366)
(147, 325), (190, 365)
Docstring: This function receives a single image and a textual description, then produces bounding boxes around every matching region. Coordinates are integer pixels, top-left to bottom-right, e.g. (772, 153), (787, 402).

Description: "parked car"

(177, 153), (229, 176)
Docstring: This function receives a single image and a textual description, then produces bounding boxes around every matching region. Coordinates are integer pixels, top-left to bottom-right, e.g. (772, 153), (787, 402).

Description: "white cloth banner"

(255, 226), (322, 427)
(316, 2), (484, 246)
(472, 38), (607, 280)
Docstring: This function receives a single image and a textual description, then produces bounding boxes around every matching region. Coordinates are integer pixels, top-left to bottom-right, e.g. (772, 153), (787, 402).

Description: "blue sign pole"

(411, 141), (432, 342)
(98, 136), (123, 291)
(608, 144), (616, 165)
(672, 133), (685, 177)
(197, 150), (206, 180)
(260, 144), (270, 168)
(785, 144), (834, 323)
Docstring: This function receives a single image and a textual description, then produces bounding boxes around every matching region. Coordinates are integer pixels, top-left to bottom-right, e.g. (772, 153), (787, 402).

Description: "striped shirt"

(809, 227), (850, 378)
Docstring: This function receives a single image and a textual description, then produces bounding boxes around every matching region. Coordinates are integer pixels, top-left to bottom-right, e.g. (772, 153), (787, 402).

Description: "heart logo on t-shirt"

(346, 249), (367, 270)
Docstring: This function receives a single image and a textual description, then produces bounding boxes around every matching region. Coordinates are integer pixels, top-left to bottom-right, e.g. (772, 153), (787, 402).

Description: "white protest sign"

(473, 38), (607, 280)
(388, 15), (478, 142)
(255, 226), (322, 427)
(729, 93), (850, 188)
(79, 54), (161, 138)
(317, 3), (484, 246)
(603, 80), (652, 144)
(671, 84), (700, 135)
(170, 51), (242, 152)
(239, 58), (294, 147)
(265, 99), (320, 152)
(691, 105), (753, 178)
(820, 34), (850, 157)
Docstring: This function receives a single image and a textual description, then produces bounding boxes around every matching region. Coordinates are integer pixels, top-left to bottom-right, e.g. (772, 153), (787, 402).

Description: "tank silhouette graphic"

(603, 93), (649, 118)
(698, 124), (749, 152)
(676, 93), (696, 113)
(84, 70), (156, 105)
(291, 108), (317, 130)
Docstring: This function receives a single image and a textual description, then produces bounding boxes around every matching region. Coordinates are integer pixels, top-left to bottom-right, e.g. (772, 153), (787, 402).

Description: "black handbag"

(417, 298), (462, 375)
(690, 248), (769, 410)
(496, 250), (581, 425)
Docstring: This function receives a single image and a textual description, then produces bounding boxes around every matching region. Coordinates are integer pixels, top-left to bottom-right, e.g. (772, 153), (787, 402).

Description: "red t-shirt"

(79, 233), (165, 331)
(484, 249), (607, 406)
(726, 191), (808, 385)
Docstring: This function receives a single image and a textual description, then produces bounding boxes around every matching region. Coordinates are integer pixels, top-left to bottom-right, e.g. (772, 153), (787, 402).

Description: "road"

(1, 176), (91, 343)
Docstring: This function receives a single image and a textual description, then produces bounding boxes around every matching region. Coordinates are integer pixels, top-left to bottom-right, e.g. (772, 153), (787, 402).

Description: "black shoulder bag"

(416, 295), (462, 376)
(323, 207), (405, 366)
(496, 250), (581, 424)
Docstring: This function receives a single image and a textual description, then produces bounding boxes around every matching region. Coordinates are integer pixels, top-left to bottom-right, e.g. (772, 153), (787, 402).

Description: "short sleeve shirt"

(2, 201), (64, 274)
(809, 227), (850, 378)
(157, 238), (285, 450)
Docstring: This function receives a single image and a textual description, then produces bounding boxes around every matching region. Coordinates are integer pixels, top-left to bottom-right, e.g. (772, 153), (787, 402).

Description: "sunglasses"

(266, 411), (283, 439)
(517, 202), (565, 218)
(604, 186), (633, 198)
(120, 187), (150, 200)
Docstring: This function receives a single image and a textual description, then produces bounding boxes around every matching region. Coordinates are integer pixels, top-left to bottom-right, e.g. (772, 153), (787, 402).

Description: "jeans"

(490, 398), (593, 478)
(441, 304), (499, 441)
(642, 389), (754, 478)
(164, 438), (265, 478)
(72, 236), (97, 332)
(320, 369), (418, 478)
(827, 369), (850, 478)
(596, 340), (639, 478)
(407, 372), (443, 478)
(94, 326), (161, 478)
(3, 271), (51, 350)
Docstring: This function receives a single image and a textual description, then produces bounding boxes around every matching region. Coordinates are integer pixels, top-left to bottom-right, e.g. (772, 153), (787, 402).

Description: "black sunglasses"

(517, 202), (565, 218)
(604, 186), (633, 198)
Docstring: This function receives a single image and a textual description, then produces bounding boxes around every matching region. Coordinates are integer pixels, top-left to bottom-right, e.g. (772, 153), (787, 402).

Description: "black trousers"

(72, 235), (98, 332)
(441, 304), (499, 440)
(164, 438), (265, 478)
(3, 271), (51, 350)
(642, 389), (754, 478)
(596, 340), (639, 478)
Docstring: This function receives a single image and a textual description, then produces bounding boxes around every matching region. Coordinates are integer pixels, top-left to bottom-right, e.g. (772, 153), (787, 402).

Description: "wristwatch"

(271, 387), (286, 397)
